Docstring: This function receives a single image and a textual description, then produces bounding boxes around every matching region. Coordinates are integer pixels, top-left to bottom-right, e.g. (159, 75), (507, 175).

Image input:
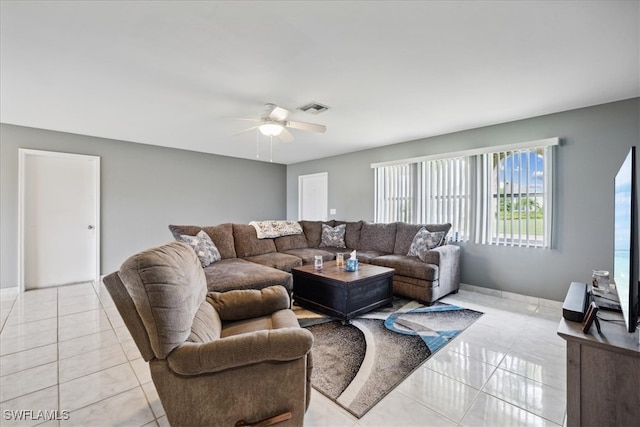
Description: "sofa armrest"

(167, 327), (313, 375)
(426, 244), (460, 296)
(207, 285), (290, 321)
(420, 244), (459, 266)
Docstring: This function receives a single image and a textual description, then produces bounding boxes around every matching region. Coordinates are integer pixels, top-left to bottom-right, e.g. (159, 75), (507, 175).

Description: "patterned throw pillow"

(319, 224), (347, 248)
(407, 227), (446, 262)
(179, 230), (221, 267)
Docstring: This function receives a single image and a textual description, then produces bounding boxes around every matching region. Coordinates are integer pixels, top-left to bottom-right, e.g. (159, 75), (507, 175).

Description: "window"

(373, 138), (558, 248)
(474, 145), (555, 247)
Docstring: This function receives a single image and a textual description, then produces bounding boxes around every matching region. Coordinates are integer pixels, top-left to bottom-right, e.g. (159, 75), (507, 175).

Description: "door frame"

(298, 172), (328, 220)
(18, 149), (101, 292)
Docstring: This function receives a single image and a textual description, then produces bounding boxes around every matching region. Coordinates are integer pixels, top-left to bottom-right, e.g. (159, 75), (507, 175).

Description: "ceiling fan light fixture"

(259, 123), (284, 136)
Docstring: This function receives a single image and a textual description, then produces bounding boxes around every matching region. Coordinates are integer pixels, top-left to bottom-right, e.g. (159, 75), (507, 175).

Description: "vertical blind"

(375, 157), (469, 241)
(374, 163), (417, 223)
(421, 157), (470, 241)
(373, 138), (558, 248)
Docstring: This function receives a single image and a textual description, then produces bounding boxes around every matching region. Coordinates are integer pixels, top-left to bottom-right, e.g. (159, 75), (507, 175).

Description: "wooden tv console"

(557, 308), (640, 426)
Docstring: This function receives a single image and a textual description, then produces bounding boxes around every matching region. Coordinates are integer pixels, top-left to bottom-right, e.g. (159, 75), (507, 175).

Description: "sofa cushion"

(358, 222), (397, 253)
(202, 258), (293, 293)
(207, 286), (290, 322)
(371, 254), (438, 281)
(355, 250), (389, 264)
(334, 221), (363, 248)
(281, 248), (335, 264)
(118, 241), (207, 359)
(274, 233), (309, 252)
(179, 230), (221, 267)
(168, 223), (237, 259)
(300, 220), (335, 248)
(232, 224), (277, 258)
(320, 224), (346, 248)
(407, 228), (446, 261)
(394, 222), (451, 255)
(393, 223), (423, 255)
(242, 252), (302, 272)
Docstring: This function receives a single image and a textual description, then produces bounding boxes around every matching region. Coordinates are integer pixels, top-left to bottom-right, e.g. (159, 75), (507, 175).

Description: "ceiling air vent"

(298, 102), (330, 115)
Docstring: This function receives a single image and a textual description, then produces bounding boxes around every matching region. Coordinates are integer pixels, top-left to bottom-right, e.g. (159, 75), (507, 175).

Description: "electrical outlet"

(329, 208), (337, 215)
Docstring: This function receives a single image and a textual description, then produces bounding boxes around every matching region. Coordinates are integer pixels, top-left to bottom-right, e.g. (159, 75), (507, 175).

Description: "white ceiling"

(1, 1), (638, 164)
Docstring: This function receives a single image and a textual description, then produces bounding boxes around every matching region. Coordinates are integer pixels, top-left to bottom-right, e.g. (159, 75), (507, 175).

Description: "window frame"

(481, 145), (555, 248)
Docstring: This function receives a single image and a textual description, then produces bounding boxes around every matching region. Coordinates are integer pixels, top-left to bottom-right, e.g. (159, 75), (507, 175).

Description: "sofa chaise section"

(169, 223), (293, 294)
(202, 258), (293, 293)
(370, 222), (460, 304)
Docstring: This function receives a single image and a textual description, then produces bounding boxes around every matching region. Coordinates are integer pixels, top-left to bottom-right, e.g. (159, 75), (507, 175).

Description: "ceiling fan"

(231, 103), (326, 143)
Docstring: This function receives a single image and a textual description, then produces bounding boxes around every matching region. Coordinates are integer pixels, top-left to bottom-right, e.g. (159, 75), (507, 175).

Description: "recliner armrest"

(207, 285), (290, 321)
(167, 327), (313, 375)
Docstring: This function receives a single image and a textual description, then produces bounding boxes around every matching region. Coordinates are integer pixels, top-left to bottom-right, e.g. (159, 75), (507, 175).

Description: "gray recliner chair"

(103, 241), (313, 427)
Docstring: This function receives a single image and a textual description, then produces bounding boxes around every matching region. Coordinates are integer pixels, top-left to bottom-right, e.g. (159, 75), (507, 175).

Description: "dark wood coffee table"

(292, 261), (394, 323)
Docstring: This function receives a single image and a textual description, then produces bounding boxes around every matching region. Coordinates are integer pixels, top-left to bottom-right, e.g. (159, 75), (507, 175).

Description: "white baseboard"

(460, 282), (563, 309)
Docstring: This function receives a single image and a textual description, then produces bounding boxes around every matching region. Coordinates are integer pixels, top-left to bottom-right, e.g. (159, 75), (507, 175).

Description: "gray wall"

(286, 98), (640, 301)
(4, 98), (638, 299)
(0, 124), (287, 288)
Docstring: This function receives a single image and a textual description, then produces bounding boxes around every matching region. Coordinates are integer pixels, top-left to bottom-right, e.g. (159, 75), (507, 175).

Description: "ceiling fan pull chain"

(256, 128), (260, 159)
(269, 135), (273, 163)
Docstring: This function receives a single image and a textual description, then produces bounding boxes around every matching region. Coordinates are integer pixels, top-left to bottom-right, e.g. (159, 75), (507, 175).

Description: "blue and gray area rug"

(296, 298), (483, 418)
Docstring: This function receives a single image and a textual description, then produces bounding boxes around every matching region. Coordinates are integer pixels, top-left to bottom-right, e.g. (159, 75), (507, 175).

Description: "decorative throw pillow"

(407, 227), (446, 262)
(180, 230), (221, 267)
(319, 224), (347, 248)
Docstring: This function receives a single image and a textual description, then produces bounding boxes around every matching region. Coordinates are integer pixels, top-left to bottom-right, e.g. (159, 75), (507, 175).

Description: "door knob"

(88, 225), (94, 230)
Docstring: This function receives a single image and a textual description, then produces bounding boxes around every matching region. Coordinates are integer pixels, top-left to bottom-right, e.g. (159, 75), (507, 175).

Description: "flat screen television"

(613, 146), (638, 333)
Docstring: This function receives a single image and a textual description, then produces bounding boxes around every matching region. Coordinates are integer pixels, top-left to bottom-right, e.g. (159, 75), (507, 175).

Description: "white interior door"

(298, 172), (328, 220)
(20, 149), (100, 290)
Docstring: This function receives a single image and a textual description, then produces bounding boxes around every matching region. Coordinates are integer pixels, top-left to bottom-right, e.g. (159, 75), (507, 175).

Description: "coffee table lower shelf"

(292, 261), (394, 323)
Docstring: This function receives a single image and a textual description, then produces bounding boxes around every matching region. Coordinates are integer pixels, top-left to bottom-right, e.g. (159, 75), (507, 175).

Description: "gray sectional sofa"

(169, 220), (460, 305)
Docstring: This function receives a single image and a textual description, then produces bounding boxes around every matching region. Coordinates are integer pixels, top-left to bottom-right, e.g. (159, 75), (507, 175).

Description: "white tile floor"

(0, 282), (567, 427)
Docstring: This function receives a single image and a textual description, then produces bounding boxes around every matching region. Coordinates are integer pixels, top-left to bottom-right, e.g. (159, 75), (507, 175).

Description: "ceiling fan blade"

(266, 104), (290, 121)
(278, 128), (295, 143)
(262, 104), (276, 117)
(232, 125), (259, 136)
(286, 120), (326, 133)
